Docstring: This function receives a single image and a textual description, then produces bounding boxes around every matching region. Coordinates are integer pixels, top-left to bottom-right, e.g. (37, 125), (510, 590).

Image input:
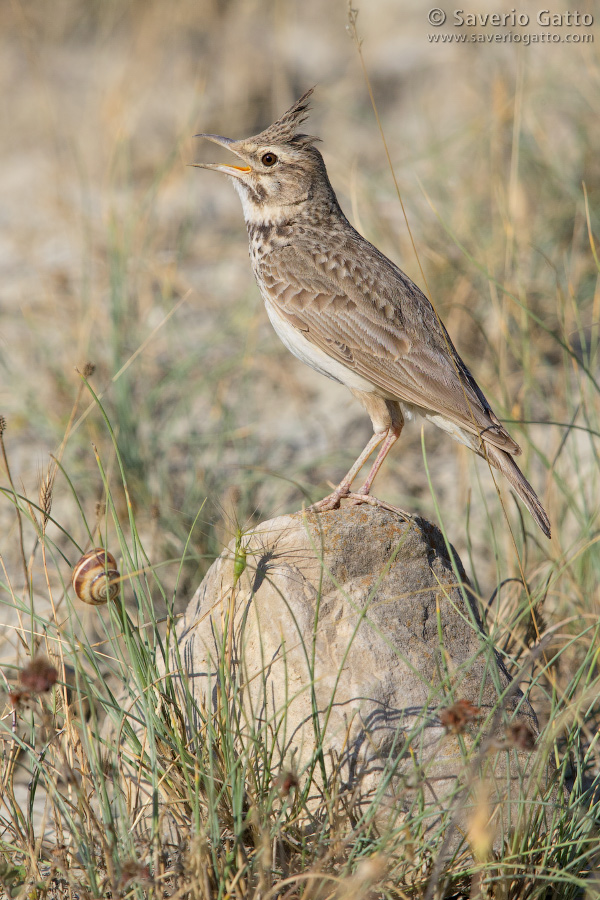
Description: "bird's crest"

(252, 87), (319, 147)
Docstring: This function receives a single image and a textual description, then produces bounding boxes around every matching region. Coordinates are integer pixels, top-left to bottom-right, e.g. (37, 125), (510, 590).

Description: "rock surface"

(173, 506), (550, 834)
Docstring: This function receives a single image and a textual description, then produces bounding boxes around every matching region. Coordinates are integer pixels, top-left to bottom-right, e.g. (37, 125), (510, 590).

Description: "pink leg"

(347, 423), (412, 520)
(345, 423), (409, 516)
(354, 424), (403, 496)
(308, 430), (387, 512)
(347, 423), (411, 520)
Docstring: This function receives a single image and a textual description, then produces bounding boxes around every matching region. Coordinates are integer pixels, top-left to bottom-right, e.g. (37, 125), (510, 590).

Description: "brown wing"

(258, 242), (520, 456)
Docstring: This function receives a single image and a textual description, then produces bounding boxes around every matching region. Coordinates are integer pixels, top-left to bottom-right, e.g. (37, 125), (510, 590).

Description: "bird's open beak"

(192, 133), (251, 178)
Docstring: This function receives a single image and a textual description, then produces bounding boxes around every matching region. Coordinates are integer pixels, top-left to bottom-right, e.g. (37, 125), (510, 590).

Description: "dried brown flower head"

(505, 721), (536, 751)
(118, 860), (151, 889)
(440, 699), (481, 734)
(277, 769), (299, 797)
(19, 657), (58, 693)
(9, 690), (29, 708)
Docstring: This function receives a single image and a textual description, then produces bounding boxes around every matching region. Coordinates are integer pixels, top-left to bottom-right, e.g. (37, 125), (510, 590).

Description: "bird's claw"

(306, 484), (352, 512)
(346, 492), (412, 519)
(306, 487), (411, 520)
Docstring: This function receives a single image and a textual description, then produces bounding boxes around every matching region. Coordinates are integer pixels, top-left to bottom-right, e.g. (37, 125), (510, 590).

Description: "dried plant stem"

(0, 552), (29, 651)
(0, 424), (29, 588)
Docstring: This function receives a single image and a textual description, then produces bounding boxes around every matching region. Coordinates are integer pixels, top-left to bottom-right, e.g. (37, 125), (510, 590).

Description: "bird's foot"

(306, 483), (351, 513)
(307, 486), (411, 520)
(346, 491), (412, 520)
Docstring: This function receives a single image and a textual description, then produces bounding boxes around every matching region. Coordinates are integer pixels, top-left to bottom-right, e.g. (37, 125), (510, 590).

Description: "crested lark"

(194, 89), (551, 538)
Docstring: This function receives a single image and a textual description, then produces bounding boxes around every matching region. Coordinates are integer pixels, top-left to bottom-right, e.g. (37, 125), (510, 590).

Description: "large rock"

(173, 506), (551, 836)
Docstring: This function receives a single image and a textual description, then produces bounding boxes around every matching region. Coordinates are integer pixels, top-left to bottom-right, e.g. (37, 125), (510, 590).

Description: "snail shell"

(72, 548), (120, 605)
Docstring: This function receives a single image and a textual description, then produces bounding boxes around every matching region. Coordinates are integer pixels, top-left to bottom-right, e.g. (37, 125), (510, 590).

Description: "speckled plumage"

(195, 89), (550, 537)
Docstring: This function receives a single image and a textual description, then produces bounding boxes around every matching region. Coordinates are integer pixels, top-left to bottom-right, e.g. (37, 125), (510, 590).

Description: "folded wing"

(259, 242), (520, 456)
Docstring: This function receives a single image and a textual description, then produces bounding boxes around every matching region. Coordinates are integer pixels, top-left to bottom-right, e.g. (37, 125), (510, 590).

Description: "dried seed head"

(440, 699), (481, 734)
(277, 769), (299, 797)
(505, 722), (536, 751)
(40, 471), (54, 525)
(82, 362), (95, 378)
(9, 690), (28, 708)
(119, 860), (151, 889)
(0, 416), (6, 435)
(19, 657), (58, 693)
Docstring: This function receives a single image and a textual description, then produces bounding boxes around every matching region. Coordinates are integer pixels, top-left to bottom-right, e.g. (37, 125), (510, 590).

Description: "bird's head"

(193, 88), (332, 224)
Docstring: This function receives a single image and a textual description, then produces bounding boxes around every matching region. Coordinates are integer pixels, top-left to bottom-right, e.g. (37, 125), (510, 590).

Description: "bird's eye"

(261, 152), (278, 167)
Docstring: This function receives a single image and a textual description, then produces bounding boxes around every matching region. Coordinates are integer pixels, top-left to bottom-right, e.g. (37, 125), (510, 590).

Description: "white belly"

(262, 295), (475, 450)
(264, 299), (376, 393)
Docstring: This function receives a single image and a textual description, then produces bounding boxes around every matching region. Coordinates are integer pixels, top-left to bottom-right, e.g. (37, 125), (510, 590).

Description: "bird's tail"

(485, 445), (551, 539)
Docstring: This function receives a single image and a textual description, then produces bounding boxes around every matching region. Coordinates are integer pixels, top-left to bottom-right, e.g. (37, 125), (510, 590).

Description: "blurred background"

(0, 0), (599, 632)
